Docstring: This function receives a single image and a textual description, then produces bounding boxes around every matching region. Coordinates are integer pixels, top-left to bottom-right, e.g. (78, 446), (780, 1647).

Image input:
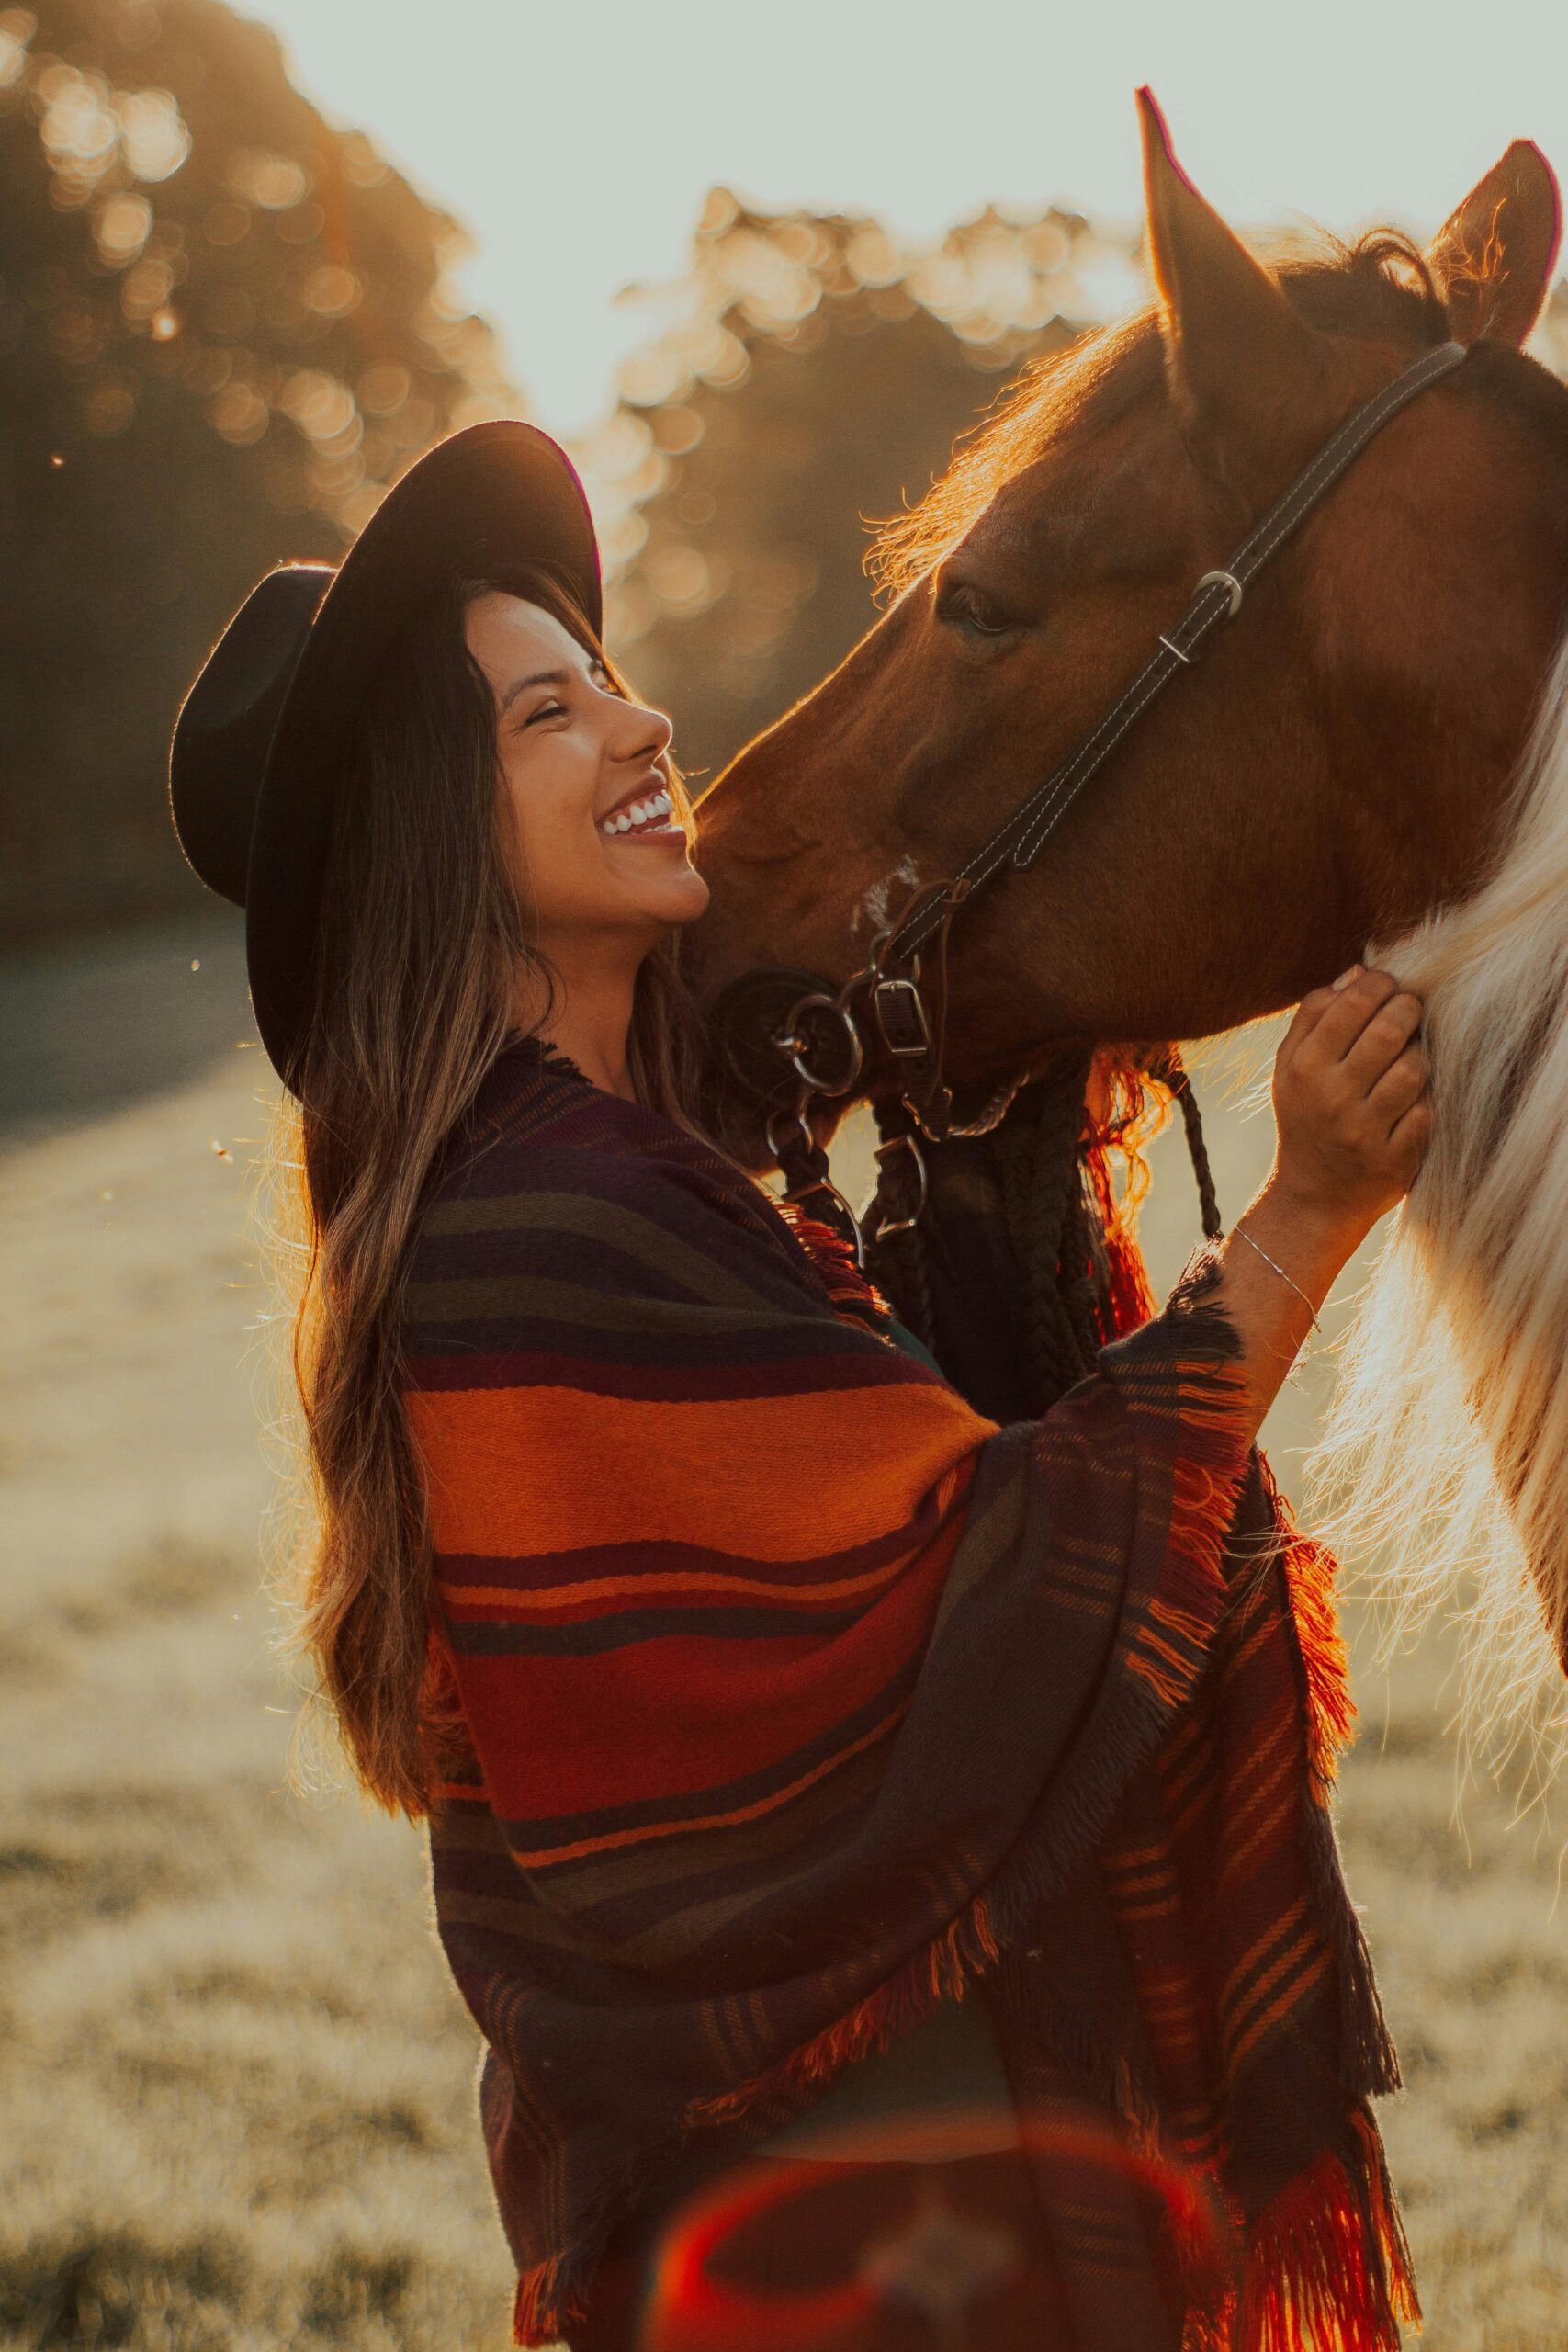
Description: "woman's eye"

(522, 699), (567, 729)
(936, 581), (1016, 639)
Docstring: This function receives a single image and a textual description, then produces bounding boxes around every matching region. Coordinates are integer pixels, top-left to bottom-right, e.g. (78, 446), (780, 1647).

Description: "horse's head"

(694, 95), (1566, 1101)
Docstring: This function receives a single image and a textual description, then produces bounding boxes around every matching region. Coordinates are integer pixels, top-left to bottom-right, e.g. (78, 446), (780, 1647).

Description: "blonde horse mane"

(1307, 631), (1568, 1781)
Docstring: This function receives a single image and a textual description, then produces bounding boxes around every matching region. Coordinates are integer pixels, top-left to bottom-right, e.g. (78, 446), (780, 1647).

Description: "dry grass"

(2, 1002), (1564, 2350)
(0, 1055), (513, 2351)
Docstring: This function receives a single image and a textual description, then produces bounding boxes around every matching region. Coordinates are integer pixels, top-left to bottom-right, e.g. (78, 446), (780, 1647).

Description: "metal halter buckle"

(1159, 570), (1246, 665)
(1196, 568), (1244, 618)
(873, 974), (932, 1059)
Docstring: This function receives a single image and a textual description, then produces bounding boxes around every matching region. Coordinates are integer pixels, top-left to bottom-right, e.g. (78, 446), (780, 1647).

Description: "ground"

(1, 920), (1564, 2351)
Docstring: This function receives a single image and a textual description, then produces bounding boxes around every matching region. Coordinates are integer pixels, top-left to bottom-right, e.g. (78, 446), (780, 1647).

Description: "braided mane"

(866, 1057), (1203, 1416)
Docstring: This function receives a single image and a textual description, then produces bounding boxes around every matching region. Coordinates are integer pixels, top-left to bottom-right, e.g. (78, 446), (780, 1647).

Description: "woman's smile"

(598, 772), (682, 842)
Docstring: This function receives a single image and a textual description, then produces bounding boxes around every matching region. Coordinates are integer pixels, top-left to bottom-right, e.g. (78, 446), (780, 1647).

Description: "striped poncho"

(400, 1037), (1416, 2350)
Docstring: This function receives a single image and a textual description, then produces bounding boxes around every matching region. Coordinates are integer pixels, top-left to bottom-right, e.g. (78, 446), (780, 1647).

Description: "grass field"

(3, 929), (1565, 2351)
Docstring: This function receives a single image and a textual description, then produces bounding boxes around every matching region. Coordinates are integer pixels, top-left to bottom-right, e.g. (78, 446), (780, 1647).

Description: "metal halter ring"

(870, 1131), (929, 1242)
(771, 990), (865, 1099)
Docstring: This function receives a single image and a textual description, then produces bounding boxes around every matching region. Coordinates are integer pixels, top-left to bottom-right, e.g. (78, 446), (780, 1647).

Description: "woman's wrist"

(1235, 1178), (1363, 1307)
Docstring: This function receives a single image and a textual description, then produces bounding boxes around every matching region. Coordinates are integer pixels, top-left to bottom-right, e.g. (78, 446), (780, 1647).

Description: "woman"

(170, 423), (1428, 2352)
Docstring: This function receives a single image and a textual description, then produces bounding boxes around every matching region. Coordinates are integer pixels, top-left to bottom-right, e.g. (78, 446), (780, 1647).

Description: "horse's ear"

(1424, 141), (1562, 348)
(1137, 87), (1318, 447)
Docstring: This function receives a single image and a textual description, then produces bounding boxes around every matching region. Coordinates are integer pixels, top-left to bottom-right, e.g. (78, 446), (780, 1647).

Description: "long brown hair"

(274, 563), (705, 1816)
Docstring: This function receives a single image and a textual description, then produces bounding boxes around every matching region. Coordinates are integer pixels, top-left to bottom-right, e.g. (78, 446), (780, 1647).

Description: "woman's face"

(466, 591), (709, 956)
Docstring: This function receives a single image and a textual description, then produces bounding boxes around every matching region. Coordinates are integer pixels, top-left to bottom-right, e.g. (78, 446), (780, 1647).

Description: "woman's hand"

(1268, 964), (1431, 1246)
(1204, 965), (1432, 1436)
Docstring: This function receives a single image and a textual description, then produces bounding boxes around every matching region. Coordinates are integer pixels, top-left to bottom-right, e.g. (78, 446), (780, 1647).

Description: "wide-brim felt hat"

(168, 420), (601, 1094)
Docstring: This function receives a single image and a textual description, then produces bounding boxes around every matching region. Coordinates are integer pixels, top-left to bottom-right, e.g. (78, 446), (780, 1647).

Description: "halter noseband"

(717, 337), (1469, 1258)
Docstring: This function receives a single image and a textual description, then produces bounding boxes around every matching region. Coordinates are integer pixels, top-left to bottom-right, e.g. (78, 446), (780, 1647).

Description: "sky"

(245, 0), (1568, 438)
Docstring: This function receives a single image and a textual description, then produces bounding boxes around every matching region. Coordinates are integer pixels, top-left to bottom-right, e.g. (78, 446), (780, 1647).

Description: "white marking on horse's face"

(852, 853), (920, 936)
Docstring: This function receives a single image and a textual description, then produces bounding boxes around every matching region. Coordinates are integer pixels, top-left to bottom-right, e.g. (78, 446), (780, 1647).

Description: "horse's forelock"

(1279, 229), (1450, 345)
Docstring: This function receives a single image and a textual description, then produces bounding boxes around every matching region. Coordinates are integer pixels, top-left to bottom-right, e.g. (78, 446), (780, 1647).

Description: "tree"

(0, 0), (513, 942)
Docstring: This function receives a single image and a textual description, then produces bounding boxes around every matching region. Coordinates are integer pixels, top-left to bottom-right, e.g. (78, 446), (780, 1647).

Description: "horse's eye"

(936, 580), (1016, 639)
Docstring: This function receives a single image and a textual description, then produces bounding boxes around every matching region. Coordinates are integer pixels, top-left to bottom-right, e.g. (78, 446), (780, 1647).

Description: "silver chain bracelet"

(1230, 1222), (1324, 1334)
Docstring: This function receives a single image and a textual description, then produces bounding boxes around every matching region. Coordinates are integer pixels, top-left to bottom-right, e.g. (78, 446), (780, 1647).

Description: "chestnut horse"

(692, 95), (1568, 1706)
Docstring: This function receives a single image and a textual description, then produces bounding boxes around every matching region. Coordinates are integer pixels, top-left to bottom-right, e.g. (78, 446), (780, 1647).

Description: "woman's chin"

(637, 865), (712, 930)
(599, 832), (709, 919)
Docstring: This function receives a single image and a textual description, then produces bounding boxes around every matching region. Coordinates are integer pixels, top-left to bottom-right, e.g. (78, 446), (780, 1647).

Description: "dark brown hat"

(168, 419), (601, 1093)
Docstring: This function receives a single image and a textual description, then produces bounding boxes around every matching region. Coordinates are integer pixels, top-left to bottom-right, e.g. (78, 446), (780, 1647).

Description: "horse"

(690, 92), (1568, 1723)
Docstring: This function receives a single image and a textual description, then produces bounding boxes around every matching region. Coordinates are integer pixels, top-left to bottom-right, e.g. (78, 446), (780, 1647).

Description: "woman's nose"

(610, 695), (673, 764)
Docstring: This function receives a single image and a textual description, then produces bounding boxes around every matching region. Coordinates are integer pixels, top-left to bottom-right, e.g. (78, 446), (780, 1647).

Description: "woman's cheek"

(495, 775), (529, 898)
(536, 803), (607, 925)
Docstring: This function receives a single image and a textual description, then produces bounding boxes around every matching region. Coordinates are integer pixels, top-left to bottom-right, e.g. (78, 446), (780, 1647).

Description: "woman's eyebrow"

(499, 666), (574, 714)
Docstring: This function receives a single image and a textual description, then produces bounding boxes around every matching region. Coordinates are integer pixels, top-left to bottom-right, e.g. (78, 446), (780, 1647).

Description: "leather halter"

(724, 338), (1469, 1256)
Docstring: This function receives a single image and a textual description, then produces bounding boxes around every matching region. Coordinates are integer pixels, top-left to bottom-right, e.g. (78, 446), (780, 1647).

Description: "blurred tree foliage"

(586, 191), (1145, 786)
(13, 10), (1565, 948)
(0, 0), (512, 944)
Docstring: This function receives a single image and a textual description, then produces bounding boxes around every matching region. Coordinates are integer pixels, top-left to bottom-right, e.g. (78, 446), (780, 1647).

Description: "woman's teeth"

(602, 789), (675, 838)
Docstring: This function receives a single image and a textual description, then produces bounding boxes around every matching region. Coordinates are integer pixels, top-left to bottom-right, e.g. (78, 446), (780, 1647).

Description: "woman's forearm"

(1205, 1181), (1359, 1442)
(1174, 962), (1433, 1445)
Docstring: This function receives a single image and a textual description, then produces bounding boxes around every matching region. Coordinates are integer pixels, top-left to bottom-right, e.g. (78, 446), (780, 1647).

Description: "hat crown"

(168, 564), (334, 909)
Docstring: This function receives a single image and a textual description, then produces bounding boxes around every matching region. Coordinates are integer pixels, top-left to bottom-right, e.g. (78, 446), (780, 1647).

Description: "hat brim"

(244, 421), (601, 1090)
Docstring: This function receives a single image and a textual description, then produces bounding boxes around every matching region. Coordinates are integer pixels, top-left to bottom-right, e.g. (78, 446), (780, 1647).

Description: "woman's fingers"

(1270, 966), (1431, 1234)
(1339, 989), (1424, 1091)
(1296, 968), (1399, 1073)
(1367, 1040), (1429, 1130)
(1278, 981), (1343, 1069)
(1387, 1091), (1434, 1172)
(1292, 969), (1423, 1102)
